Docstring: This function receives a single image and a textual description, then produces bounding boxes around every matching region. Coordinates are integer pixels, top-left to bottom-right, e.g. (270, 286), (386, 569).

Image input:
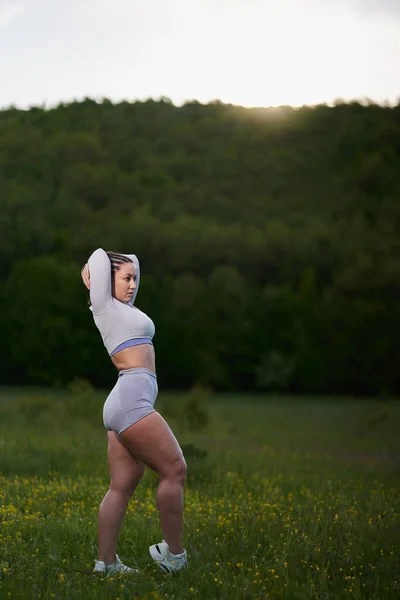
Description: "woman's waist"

(111, 343), (156, 373)
(110, 337), (153, 356)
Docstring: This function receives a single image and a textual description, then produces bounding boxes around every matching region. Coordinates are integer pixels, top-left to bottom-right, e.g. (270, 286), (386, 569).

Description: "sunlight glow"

(169, 3), (400, 107)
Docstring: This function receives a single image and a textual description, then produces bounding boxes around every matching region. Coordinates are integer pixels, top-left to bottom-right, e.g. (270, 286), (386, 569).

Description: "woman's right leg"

(98, 431), (145, 564)
(119, 412), (187, 555)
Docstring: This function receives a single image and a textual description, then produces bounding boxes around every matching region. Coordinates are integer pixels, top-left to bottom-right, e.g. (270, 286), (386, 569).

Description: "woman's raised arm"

(88, 248), (113, 313)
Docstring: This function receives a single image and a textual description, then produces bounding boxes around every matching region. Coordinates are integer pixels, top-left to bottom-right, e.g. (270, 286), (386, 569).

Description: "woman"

(80, 248), (187, 575)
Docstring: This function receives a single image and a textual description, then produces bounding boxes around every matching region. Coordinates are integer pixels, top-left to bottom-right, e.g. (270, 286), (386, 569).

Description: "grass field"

(0, 385), (399, 600)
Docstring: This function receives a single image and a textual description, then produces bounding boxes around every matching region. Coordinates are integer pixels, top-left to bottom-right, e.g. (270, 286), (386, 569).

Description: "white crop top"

(87, 248), (155, 356)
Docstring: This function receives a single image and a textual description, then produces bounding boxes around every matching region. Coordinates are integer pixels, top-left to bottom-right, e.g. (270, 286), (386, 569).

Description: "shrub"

(158, 385), (211, 433)
(255, 350), (295, 391)
(182, 385), (211, 431)
(64, 378), (99, 420)
(180, 443), (208, 461)
(17, 394), (53, 421)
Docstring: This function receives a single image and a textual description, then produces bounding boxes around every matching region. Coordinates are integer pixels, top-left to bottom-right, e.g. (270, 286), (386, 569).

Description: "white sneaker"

(149, 540), (188, 573)
(93, 554), (139, 576)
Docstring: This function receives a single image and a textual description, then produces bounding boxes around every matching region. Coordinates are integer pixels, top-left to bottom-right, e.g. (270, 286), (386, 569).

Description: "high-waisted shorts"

(103, 367), (158, 435)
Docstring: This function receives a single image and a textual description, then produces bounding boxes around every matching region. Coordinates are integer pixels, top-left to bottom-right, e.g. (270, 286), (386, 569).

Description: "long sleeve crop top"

(87, 248), (155, 356)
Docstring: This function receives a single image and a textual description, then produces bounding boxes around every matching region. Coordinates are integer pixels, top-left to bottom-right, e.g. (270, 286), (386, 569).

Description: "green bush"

(158, 386), (211, 433)
(180, 443), (208, 461)
(255, 350), (295, 391)
(17, 394), (54, 421)
(181, 396), (210, 431)
(64, 378), (100, 420)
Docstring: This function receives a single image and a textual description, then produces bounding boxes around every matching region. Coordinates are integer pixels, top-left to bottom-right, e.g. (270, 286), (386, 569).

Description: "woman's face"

(113, 263), (137, 303)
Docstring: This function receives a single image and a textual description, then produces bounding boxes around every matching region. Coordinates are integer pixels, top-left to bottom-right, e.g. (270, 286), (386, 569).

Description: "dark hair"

(106, 251), (133, 278)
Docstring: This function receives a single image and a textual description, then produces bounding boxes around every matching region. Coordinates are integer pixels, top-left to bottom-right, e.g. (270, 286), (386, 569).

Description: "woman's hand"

(81, 264), (91, 290)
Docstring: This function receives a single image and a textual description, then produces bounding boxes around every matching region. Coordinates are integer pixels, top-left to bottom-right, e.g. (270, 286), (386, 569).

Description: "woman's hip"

(103, 368), (158, 434)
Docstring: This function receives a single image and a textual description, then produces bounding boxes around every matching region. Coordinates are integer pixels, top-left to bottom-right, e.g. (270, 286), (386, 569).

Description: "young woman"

(80, 248), (187, 575)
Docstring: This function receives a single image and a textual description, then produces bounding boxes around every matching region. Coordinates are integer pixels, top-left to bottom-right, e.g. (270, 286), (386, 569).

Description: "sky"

(0, 0), (399, 109)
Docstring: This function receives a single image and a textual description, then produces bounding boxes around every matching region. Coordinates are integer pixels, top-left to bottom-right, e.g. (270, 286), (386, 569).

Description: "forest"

(0, 98), (399, 394)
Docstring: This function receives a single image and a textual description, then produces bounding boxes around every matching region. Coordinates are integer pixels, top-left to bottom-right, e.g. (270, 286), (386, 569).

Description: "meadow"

(0, 385), (399, 600)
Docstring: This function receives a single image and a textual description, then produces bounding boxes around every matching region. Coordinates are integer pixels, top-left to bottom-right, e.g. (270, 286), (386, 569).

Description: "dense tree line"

(0, 98), (399, 394)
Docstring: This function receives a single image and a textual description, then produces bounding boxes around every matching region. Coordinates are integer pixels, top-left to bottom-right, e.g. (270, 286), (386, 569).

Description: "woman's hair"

(106, 251), (133, 279)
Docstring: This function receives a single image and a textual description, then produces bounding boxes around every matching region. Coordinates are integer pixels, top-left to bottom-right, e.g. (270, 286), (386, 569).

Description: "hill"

(0, 99), (399, 393)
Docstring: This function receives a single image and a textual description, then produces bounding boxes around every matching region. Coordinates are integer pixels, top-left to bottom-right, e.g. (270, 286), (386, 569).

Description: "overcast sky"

(1, 0), (399, 109)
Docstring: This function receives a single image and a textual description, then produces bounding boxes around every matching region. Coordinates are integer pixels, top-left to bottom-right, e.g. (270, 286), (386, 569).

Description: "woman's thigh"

(119, 412), (185, 478)
(107, 431), (145, 494)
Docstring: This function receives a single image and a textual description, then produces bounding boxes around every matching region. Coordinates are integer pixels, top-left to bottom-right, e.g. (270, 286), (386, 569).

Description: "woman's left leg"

(98, 431), (145, 564)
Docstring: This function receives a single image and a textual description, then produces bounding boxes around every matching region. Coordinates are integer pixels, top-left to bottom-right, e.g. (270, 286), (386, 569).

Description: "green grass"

(0, 387), (399, 599)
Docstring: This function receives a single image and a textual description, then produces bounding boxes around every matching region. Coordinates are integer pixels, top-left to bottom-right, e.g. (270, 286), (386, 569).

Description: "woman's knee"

(162, 455), (187, 483)
(178, 456), (187, 482)
(109, 480), (137, 499)
(110, 467), (145, 498)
